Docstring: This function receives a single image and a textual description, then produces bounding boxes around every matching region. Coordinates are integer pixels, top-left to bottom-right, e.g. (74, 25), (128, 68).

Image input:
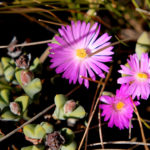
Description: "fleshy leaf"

(23, 124), (46, 139)
(0, 89), (10, 104)
(54, 94), (67, 108)
(15, 96), (29, 112)
(135, 32), (150, 59)
(15, 70), (42, 98)
(1, 57), (15, 82)
(61, 128), (75, 144)
(61, 141), (77, 150)
(29, 58), (41, 71)
(40, 122), (54, 134)
(21, 145), (45, 150)
(0, 63), (4, 76)
(65, 106), (86, 119)
(1, 110), (19, 121)
(53, 107), (65, 120)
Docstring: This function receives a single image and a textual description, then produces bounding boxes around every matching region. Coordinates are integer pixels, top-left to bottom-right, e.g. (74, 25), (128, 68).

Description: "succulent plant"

(15, 69), (42, 99)
(0, 95), (30, 121)
(23, 122), (54, 144)
(135, 32), (150, 59)
(1, 57), (16, 82)
(53, 94), (86, 120)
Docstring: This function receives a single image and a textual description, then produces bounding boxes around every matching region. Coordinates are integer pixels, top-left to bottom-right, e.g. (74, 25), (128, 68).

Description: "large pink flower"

(48, 21), (114, 88)
(100, 84), (139, 130)
(118, 53), (150, 100)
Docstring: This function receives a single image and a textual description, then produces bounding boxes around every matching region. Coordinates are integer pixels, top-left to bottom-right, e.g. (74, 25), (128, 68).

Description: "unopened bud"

(15, 54), (31, 69)
(64, 100), (76, 114)
(45, 131), (65, 150)
(20, 70), (33, 86)
(10, 102), (21, 115)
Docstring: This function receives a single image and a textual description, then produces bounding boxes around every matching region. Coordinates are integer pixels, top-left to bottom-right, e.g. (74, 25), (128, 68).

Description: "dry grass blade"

(78, 66), (112, 150)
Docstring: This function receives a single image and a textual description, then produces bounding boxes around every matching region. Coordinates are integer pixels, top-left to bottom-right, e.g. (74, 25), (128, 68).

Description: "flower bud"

(64, 100), (76, 114)
(45, 131), (65, 150)
(20, 70), (33, 86)
(10, 102), (21, 115)
(15, 54), (31, 69)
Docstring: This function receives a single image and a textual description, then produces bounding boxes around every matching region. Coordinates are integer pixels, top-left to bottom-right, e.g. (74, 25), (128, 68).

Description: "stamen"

(76, 49), (87, 58)
(116, 102), (124, 110)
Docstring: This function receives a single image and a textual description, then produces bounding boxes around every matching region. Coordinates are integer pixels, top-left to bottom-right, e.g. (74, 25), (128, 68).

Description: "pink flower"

(99, 84), (139, 130)
(48, 21), (113, 88)
(118, 53), (150, 100)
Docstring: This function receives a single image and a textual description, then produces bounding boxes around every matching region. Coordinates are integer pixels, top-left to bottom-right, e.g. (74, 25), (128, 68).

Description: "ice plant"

(100, 84), (139, 129)
(48, 21), (114, 88)
(118, 53), (150, 100)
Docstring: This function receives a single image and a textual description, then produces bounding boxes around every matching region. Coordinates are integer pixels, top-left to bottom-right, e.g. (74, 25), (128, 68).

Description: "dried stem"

(80, 75), (104, 85)
(98, 108), (104, 149)
(65, 85), (81, 97)
(39, 47), (50, 63)
(131, 97), (149, 150)
(38, 19), (67, 26)
(78, 66), (112, 150)
(0, 104), (55, 142)
(0, 39), (52, 49)
(88, 141), (150, 147)
(84, 77), (103, 150)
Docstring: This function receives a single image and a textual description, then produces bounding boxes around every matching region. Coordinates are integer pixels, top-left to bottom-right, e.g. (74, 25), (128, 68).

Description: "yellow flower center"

(136, 72), (148, 81)
(76, 48), (87, 58)
(116, 102), (124, 110)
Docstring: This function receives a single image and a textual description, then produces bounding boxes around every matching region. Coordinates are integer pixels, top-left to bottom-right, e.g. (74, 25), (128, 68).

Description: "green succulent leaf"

(29, 58), (41, 71)
(0, 89), (10, 104)
(21, 145), (45, 150)
(15, 70), (42, 98)
(135, 32), (150, 59)
(23, 124), (46, 139)
(1, 57), (15, 82)
(53, 107), (65, 120)
(15, 96), (29, 112)
(61, 128), (75, 144)
(0, 89), (10, 111)
(0, 63), (4, 76)
(54, 94), (67, 108)
(40, 122), (54, 134)
(65, 106), (86, 119)
(61, 141), (77, 150)
(1, 110), (19, 121)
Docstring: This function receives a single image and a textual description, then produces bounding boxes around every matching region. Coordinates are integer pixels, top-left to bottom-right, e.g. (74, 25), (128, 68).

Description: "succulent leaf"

(15, 95), (29, 112)
(23, 124), (46, 139)
(40, 122), (54, 134)
(1, 110), (19, 121)
(21, 145), (45, 150)
(61, 141), (77, 150)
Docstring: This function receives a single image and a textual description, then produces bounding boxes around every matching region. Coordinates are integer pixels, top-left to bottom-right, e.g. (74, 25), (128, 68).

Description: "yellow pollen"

(76, 48), (87, 58)
(116, 102), (124, 110)
(137, 72), (148, 80)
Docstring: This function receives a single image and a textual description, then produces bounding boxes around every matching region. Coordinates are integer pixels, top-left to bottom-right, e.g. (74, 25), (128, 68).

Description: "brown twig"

(88, 141), (150, 147)
(84, 77), (103, 150)
(78, 66), (112, 150)
(38, 19), (67, 26)
(0, 39), (52, 49)
(65, 85), (81, 97)
(98, 108), (104, 149)
(131, 97), (149, 150)
(39, 47), (50, 63)
(0, 104), (55, 142)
